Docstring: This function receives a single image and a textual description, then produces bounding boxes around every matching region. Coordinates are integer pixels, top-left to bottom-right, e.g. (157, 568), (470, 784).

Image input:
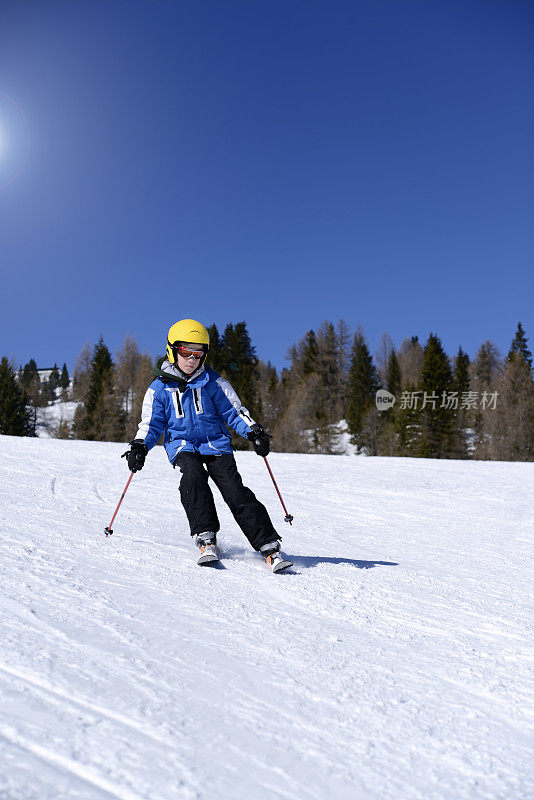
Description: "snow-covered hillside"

(0, 436), (532, 800)
(35, 397), (79, 438)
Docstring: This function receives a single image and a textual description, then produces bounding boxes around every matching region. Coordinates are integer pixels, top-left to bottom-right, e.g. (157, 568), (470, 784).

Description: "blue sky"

(1, 0), (533, 373)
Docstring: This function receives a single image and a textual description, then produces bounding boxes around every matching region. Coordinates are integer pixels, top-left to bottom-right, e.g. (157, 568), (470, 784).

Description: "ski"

(195, 547), (292, 572)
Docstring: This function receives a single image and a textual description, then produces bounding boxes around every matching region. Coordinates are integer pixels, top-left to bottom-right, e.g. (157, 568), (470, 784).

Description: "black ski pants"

(173, 452), (280, 552)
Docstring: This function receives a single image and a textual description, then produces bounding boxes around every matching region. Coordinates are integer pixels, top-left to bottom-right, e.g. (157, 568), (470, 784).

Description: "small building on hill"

(37, 368), (55, 382)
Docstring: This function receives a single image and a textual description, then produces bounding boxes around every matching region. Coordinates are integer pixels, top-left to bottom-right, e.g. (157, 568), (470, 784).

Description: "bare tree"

(116, 334), (143, 414)
(273, 373), (325, 453)
(256, 360), (280, 434)
(398, 336), (424, 386)
(72, 341), (92, 402)
(336, 318), (351, 379)
(375, 332), (394, 387)
(471, 341), (502, 460)
(127, 353), (155, 441)
(471, 340), (501, 391)
(483, 352), (534, 461)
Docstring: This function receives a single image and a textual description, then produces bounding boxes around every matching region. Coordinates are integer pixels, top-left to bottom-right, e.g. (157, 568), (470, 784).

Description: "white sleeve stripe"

(216, 377), (256, 428)
(136, 387), (156, 440)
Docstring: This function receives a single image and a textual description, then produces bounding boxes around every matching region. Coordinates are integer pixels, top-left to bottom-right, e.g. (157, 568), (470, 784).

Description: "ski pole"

(263, 456), (293, 525)
(104, 472), (134, 537)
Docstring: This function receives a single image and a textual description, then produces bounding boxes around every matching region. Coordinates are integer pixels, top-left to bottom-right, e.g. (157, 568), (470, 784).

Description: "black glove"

(247, 423), (271, 457)
(121, 439), (148, 472)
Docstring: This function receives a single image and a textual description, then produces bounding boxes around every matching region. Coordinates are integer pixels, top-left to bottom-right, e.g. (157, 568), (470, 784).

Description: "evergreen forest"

(1, 322), (532, 461)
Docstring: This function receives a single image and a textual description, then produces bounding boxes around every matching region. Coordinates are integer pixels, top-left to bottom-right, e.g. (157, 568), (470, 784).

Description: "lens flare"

(0, 90), (31, 190)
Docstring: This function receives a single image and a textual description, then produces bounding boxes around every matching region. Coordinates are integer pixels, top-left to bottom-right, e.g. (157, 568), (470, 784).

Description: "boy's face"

(176, 344), (204, 374)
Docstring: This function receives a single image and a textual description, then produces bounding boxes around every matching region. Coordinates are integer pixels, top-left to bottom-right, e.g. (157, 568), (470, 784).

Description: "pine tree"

(60, 363), (70, 390)
(346, 329), (379, 450)
(310, 322), (344, 451)
(386, 350), (402, 397)
(220, 323), (260, 412)
(73, 337), (126, 441)
(377, 349), (402, 456)
(317, 322), (342, 422)
(354, 332), (393, 457)
(0, 357), (35, 436)
(213, 323), (261, 449)
(20, 358), (47, 408)
(92, 389), (128, 442)
(394, 380), (422, 456)
(206, 324), (224, 373)
(20, 358), (38, 390)
(301, 330), (319, 377)
(48, 364), (60, 392)
(451, 347), (471, 458)
(507, 322), (532, 373)
(44, 363), (60, 402)
(418, 333), (454, 458)
(86, 339), (114, 420)
(59, 363), (70, 400)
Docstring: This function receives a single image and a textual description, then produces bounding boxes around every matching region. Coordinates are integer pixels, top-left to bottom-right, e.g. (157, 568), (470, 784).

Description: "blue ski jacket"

(135, 358), (256, 464)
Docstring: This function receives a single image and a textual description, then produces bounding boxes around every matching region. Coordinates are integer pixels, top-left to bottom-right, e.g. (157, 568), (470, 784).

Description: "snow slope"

(35, 398), (79, 438)
(0, 435), (532, 800)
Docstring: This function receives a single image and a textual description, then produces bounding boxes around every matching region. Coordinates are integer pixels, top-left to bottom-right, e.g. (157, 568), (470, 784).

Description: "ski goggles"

(174, 345), (205, 360)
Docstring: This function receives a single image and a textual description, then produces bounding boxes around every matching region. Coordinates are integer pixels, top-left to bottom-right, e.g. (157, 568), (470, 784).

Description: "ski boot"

(195, 532), (219, 565)
(260, 541), (293, 573)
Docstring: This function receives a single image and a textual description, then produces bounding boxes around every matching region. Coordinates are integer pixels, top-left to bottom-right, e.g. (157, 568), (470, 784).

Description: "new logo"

(375, 389), (396, 411)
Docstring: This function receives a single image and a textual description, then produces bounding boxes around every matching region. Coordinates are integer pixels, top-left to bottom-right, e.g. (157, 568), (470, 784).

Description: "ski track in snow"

(0, 436), (532, 800)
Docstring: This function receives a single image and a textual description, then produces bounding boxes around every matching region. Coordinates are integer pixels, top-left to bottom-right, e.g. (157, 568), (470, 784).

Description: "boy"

(122, 319), (292, 572)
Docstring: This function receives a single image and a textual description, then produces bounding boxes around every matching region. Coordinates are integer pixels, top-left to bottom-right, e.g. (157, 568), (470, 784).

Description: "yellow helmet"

(166, 319), (210, 364)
